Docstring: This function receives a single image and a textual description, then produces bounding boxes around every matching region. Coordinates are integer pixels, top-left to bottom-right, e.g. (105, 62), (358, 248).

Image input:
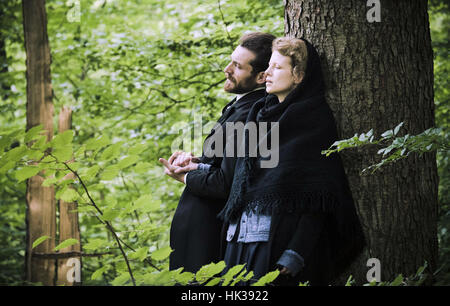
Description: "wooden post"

(23, 0), (56, 285)
(56, 106), (82, 285)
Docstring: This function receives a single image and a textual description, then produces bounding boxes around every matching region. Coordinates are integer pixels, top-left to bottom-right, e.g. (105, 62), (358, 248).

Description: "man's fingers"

(174, 165), (194, 173)
(168, 152), (180, 165)
(173, 153), (192, 167)
(174, 155), (187, 167)
(180, 156), (193, 167)
(159, 158), (176, 171)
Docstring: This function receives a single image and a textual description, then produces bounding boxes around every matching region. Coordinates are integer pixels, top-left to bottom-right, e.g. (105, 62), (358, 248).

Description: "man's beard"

(224, 75), (258, 94)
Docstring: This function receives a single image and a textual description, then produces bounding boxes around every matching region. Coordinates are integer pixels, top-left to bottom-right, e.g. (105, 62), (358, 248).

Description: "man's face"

(223, 45), (260, 94)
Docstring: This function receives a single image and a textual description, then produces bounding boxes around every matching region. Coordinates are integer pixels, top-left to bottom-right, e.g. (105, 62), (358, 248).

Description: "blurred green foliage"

(0, 0), (284, 285)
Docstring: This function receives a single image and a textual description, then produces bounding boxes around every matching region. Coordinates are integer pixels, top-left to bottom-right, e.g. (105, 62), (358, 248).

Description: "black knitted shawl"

(218, 39), (365, 268)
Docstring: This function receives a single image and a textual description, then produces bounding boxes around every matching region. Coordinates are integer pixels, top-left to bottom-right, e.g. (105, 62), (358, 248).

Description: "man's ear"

(255, 71), (266, 85)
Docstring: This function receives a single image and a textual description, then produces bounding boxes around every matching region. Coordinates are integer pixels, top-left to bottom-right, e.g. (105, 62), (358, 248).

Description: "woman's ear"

(255, 70), (266, 85)
(293, 70), (304, 85)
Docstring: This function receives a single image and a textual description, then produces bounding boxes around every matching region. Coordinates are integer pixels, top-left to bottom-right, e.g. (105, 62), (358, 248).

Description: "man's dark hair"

(239, 32), (276, 75)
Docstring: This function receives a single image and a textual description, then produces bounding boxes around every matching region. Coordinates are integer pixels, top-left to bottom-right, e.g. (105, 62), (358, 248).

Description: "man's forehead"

(231, 45), (255, 66)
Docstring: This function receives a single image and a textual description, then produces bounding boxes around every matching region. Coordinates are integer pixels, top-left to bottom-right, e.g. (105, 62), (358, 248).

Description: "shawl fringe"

(218, 189), (338, 223)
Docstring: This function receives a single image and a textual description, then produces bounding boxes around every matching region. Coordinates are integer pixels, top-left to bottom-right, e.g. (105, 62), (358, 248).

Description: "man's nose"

(224, 62), (232, 74)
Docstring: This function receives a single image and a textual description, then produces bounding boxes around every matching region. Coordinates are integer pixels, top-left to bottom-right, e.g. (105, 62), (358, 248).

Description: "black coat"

(169, 89), (266, 273)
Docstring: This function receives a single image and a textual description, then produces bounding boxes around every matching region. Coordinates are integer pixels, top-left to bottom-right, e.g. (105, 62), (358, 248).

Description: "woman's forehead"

(269, 51), (292, 65)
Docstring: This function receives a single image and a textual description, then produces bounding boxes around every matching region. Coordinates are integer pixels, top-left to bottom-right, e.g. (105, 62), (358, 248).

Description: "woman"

(218, 37), (366, 286)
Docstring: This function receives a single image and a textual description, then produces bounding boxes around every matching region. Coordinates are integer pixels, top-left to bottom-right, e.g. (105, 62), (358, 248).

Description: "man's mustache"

(225, 74), (236, 83)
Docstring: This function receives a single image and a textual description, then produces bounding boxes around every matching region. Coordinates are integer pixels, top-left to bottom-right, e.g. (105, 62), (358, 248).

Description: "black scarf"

(218, 39), (365, 266)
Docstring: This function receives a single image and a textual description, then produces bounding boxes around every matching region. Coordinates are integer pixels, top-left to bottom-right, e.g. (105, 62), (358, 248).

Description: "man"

(159, 32), (275, 273)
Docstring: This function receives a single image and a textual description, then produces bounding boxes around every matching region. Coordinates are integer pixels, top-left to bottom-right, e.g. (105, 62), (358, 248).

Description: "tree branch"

(32, 251), (112, 259)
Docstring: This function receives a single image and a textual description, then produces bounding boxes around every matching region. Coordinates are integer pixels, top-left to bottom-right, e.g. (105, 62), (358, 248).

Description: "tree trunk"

(0, 5), (10, 100)
(56, 107), (82, 286)
(23, 0), (56, 285)
(285, 0), (439, 284)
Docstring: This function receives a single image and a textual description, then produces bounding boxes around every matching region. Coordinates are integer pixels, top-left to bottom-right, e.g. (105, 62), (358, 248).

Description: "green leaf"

(42, 177), (58, 187)
(150, 246), (173, 261)
(393, 122), (404, 135)
(25, 125), (44, 143)
(196, 261), (226, 282)
(54, 238), (79, 251)
(91, 266), (109, 280)
(175, 271), (195, 285)
(345, 275), (354, 286)
(53, 145), (73, 162)
(100, 143), (122, 161)
(111, 273), (130, 286)
(117, 155), (139, 170)
(221, 264), (246, 286)
(7, 146), (28, 162)
(150, 270), (173, 286)
(0, 161), (15, 174)
(0, 134), (12, 153)
(128, 143), (146, 155)
(390, 274), (404, 286)
(230, 269), (251, 286)
(67, 162), (81, 171)
(15, 166), (40, 182)
(32, 235), (51, 249)
(241, 270), (254, 283)
(251, 270), (280, 286)
(40, 155), (55, 164)
(205, 278), (221, 286)
(141, 200), (162, 213)
(100, 165), (119, 180)
(60, 188), (79, 202)
(381, 129), (394, 138)
(101, 208), (120, 221)
(52, 130), (74, 147)
(74, 145), (86, 159)
(31, 135), (48, 151)
(84, 165), (100, 181)
(128, 247), (148, 261)
(86, 135), (110, 151)
(27, 149), (45, 161)
(84, 239), (108, 251)
(133, 162), (152, 174)
(134, 195), (157, 213)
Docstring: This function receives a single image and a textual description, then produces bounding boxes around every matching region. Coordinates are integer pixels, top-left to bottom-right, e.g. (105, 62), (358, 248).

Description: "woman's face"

(265, 51), (301, 102)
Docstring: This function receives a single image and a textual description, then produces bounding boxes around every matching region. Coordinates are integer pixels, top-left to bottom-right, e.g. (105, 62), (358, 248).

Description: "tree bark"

(56, 107), (82, 286)
(285, 0), (439, 284)
(23, 0), (56, 285)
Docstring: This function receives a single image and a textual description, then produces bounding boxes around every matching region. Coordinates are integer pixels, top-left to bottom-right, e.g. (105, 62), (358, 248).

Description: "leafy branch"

(1, 126), (165, 285)
(322, 122), (449, 174)
(59, 156), (137, 285)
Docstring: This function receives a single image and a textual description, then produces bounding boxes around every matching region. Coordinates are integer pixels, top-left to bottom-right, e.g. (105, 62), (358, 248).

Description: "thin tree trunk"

(0, 6), (10, 100)
(56, 106), (82, 285)
(23, 0), (56, 285)
(285, 0), (439, 284)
